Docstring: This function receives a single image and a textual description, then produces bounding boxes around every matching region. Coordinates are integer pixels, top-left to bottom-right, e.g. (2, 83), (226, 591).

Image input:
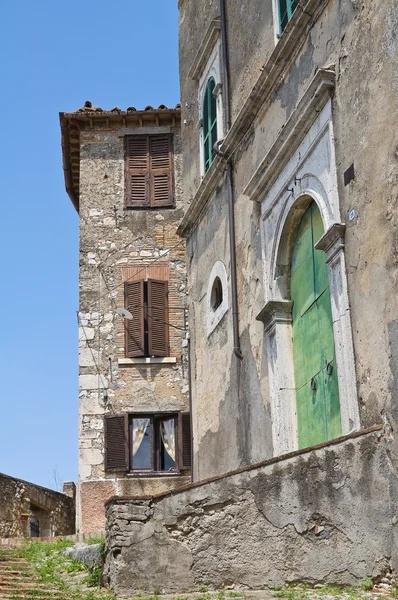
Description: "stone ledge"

(244, 68), (335, 201)
(118, 357), (177, 366)
(189, 18), (222, 80)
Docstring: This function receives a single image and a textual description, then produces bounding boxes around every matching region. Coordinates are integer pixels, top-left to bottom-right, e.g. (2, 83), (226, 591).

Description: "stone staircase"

(0, 546), (67, 600)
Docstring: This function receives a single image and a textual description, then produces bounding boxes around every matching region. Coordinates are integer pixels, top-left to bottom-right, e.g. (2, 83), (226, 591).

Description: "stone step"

(0, 561), (32, 567)
(0, 575), (36, 583)
(0, 591), (70, 600)
(0, 581), (53, 589)
(0, 558), (28, 563)
(0, 586), (68, 597)
(0, 571), (33, 579)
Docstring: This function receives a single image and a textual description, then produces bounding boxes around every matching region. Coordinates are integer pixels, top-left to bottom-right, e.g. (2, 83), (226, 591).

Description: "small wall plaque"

(348, 208), (357, 222)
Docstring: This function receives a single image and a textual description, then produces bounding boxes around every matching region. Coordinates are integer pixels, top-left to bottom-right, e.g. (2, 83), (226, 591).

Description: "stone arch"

(271, 178), (332, 301)
(259, 181), (360, 455)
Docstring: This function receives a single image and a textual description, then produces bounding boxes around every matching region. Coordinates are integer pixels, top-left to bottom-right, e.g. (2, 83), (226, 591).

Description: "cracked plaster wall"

(104, 431), (398, 596)
(179, 0), (398, 479)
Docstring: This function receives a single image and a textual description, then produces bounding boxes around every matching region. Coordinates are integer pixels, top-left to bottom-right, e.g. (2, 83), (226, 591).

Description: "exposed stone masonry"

(60, 108), (190, 533)
(0, 473), (75, 539)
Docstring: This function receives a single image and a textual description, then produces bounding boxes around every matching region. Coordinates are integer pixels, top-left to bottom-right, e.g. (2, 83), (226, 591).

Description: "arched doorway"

(291, 200), (342, 448)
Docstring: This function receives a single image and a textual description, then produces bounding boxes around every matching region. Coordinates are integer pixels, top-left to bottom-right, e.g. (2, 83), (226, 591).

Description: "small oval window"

(211, 277), (223, 311)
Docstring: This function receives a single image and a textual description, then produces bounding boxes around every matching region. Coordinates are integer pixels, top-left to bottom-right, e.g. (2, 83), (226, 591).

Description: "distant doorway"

(291, 201), (342, 448)
(29, 517), (40, 537)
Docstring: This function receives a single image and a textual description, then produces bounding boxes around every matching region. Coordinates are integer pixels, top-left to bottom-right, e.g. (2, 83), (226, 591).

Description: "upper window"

(202, 78), (218, 173)
(104, 412), (192, 474)
(277, 0), (298, 34)
(125, 134), (174, 209)
(124, 279), (169, 358)
(210, 276), (223, 311)
(207, 261), (229, 336)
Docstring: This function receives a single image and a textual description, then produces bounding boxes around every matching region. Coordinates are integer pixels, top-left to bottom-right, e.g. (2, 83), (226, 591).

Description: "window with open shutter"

(178, 412), (192, 470)
(125, 281), (145, 358)
(277, 0), (298, 34)
(104, 414), (129, 472)
(125, 137), (150, 207)
(125, 135), (174, 208)
(149, 136), (173, 207)
(128, 413), (189, 473)
(203, 78), (217, 174)
(147, 279), (169, 357)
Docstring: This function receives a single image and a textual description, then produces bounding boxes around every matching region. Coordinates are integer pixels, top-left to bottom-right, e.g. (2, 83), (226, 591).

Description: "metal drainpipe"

(220, 0), (243, 360)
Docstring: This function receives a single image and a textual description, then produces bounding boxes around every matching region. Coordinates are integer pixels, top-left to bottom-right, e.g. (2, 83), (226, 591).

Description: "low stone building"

(0, 473), (75, 539)
(60, 103), (191, 534)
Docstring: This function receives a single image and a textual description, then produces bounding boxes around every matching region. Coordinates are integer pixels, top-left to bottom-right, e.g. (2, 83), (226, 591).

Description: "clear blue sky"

(0, 1), (179, 491)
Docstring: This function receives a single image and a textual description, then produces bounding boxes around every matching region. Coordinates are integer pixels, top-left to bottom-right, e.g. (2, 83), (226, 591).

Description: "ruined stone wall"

(78, 122), (190, 533)
(0, 473), (75, 538)
(179, 0), (398, 479)
(105, 429), (398, 596)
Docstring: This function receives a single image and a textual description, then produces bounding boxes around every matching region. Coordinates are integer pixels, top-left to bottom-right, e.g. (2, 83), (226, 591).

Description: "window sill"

(118, 357), (177, 366)
(126, 471), (184, 478)
(124, 204), (176, 211)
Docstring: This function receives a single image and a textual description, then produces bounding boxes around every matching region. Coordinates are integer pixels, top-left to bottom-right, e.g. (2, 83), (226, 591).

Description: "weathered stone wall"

(179, 0), (398, 479)
(104, 430), (397, 596)
(0, 473), (75, 538)
(76, 116), (190, 533)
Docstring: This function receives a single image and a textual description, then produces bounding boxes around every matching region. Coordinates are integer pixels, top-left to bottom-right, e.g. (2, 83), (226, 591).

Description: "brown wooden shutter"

(104, 414), (129, 472)
(147, 279), (169, 357)
(125, 136), (150, 207)
(125, 280), (145, 357)
(149, 136), (174, 207)
(178, 412), (192, 470)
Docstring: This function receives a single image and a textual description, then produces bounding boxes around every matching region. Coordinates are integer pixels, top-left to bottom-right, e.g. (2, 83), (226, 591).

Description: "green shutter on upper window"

(277, 0), (298, 34)
(203, 78), (217, 174)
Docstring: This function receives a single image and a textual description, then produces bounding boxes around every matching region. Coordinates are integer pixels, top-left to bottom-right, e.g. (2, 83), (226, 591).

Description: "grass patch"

(274, 589), (306, 600)
(360, 578), (373, 592)
(84, 564), (102, 588)
(11, 539), (115, 600)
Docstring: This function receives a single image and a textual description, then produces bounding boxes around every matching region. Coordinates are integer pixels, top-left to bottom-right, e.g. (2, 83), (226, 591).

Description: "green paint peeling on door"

(291, 201), (342, 448)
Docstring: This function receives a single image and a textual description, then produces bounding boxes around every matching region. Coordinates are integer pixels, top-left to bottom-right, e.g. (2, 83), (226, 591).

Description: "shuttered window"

(125, 135), (174, 208)
(178, 412), (192, 469)
(104, 414), (129, 472)
(125, 280), (145, 358)
(203, 78), (218, 174)
(147, 279), (169, 357)
(124, 279), (169, 358)
(104, 412), (192, 473)
(277, 0), (298, 34)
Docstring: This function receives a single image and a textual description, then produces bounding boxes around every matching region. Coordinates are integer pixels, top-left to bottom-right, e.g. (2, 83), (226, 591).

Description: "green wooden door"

(291, 201), (342, 448)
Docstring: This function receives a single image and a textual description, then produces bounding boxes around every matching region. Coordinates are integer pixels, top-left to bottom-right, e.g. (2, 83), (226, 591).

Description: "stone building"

(177, 0), (398, 479)
(104, 0), (398, 594)
(0, 473), (75, 539)
(60, 103), (191, 533)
